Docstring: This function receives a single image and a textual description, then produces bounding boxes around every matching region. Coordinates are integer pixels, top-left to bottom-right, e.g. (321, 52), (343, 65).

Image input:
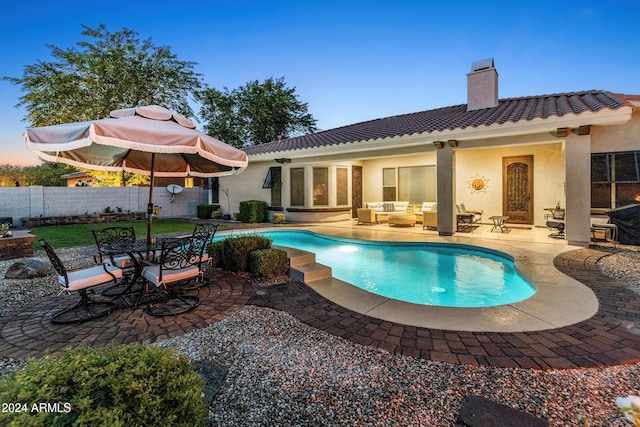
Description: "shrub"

(196, 204), (220, 219)
(0, 344), (207, 427)
(238, 200), (267, 223)
(210, 210), (222, 219)
(208, 240), (223, 267)
(272, 213), (286, 224)
(249, 248), (289, 277)
(221, 235), (272, 272)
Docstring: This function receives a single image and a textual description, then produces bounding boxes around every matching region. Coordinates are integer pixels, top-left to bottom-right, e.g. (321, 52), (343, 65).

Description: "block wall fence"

(0, 186), (204, 227)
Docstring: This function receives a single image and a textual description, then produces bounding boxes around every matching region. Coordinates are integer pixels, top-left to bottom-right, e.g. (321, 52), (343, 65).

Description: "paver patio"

(1, 243), (639, 370)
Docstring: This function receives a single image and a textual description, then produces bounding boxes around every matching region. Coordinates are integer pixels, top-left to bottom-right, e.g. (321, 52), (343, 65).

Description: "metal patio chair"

(140, 235), (209, 316)
(40, 239), (122, 324)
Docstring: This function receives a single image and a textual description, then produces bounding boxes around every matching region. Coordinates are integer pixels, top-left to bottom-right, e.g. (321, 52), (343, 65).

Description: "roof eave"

(247, 106), (634, 161)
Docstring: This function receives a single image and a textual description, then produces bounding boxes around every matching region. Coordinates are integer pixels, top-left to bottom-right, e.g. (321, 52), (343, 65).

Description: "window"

(591, 151), (640, 208)
(262, 167), (281, 188)
(313, 167), (329, 206)
(398, 166), (436, 204)
(290, 168), (305, 206)
(382, 168), (396, 201)
(263, 167), (282, 206)
(336, 168), (348, 205)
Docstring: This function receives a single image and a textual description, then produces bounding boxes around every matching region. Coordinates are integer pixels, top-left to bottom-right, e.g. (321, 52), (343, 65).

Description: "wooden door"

(503, 156), (533, 224)
(352, 166), (363, 218)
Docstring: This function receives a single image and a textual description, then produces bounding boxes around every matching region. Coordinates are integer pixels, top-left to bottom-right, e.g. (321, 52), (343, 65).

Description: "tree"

(85, 170), (150, 187)
(21, 163), (79, 186)
(5, 24), (203, 126)
(198, 77), (317, 148)
(0, 164), (26, 187)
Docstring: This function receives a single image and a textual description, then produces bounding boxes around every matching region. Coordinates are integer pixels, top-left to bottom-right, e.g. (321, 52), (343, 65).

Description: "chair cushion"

(141, 264), (200, 287)
(61, 265), (123, 292)
(106, 254), (140, 269)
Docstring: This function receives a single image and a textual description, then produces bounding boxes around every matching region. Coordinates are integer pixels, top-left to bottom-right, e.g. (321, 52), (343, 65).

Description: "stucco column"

(304, 166), (314, 207)
(565, 133), (591, 246)
(436, 147), (456, 236)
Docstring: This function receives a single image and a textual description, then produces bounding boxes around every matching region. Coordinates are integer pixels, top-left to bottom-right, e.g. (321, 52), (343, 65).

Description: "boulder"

(4, 258), (54, 279)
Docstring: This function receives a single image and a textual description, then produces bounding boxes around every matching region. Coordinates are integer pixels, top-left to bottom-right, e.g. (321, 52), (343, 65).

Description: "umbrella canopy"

(25, 105), (248, 240)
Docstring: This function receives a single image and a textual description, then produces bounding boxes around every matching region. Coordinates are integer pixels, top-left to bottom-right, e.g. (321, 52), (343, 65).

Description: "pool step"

(276, 245), (333, 282)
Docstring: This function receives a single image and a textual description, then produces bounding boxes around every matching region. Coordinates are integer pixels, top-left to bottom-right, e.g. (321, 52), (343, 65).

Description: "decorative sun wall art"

(467, 173), (489, 194)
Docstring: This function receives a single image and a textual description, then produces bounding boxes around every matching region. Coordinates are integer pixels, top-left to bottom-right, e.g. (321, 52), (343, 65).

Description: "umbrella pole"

(147, 153), (155, 243)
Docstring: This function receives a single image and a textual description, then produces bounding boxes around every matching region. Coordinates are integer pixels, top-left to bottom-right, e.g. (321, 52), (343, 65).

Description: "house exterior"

(218, 59), (639, 247)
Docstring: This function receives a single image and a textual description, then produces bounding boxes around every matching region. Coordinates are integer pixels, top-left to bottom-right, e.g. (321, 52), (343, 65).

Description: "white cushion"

(393, 201), (409, 212)
(141, 264), (200, 287)
(421, 202), (437, 212)
(60, 265), (123, 292)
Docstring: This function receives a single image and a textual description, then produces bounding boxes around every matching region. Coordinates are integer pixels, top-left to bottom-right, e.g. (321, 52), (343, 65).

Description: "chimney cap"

(471, 58), (494, 72)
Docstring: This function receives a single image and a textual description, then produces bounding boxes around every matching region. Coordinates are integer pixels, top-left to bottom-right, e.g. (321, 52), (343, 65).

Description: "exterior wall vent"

(467, 57), (498, 111)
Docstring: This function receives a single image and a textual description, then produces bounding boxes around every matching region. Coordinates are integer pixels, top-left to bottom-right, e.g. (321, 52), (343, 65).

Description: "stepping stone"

(456, 395), (549, 427)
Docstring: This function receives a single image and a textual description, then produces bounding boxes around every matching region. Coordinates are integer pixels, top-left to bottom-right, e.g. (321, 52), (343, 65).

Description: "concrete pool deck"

(221, 222), (599, 332)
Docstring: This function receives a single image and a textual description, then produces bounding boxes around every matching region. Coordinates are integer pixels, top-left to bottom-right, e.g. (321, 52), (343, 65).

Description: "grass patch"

(30, 219), (199, 249)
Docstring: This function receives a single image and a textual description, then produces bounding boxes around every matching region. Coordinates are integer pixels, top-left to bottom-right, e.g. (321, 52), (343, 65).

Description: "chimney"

(467, 58), (498, 111)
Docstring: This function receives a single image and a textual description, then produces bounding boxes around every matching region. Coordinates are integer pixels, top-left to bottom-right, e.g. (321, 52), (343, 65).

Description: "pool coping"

(218, 227), (599, 333)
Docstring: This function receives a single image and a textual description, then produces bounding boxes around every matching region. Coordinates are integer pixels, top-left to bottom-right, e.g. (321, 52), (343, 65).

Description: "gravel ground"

(1, 246), (639, 426)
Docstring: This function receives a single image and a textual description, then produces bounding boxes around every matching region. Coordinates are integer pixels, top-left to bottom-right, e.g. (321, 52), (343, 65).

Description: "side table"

(489, 215), (510, 233)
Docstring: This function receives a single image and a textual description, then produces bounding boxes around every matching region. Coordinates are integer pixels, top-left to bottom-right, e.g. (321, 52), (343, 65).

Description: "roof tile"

(243, 90), (630, 156)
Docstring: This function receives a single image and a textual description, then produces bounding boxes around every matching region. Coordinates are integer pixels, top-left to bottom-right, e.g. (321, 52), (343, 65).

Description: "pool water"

(225, 230), (535, 308)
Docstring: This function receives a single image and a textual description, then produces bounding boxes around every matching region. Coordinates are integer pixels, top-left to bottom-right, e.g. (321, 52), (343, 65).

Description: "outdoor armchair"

(357, 208), (377, 225)
(92, 226), (140, 269)
(140, 235), (208, 316)
(40, 239), (122, 324)
(456, 203), (483, 232)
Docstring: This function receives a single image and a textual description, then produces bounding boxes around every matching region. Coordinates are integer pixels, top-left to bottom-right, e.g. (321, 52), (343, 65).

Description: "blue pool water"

(223, 230), (535, 308)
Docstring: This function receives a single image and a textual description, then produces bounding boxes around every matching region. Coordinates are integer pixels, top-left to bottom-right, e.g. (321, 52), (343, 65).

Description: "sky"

(1, 0), (639, 166)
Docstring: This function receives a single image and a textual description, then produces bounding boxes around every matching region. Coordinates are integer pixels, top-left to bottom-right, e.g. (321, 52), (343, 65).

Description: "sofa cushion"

(421, 202), (437, 212)
(393, 201), (409, 212)
(365, 202), (384, 211)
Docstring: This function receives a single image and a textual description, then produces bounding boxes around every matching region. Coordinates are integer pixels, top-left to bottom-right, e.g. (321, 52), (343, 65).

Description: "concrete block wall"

(0, 186), (202, 227)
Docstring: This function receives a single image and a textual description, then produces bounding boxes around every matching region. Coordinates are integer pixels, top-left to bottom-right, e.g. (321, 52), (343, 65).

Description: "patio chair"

(357, 208), (377, 225)
(456, 203), (483, 232)
(40, 239), (122, 324)
(140, 235), (207, 316)
(92, 226), (143, 296)
(92, 226), (139, 268)
(545, 209), (565, 238)
(191, 222), (219, 265)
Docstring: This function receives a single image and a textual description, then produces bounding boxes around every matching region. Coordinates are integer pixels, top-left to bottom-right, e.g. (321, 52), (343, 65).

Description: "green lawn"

(30, 219), (199, 249)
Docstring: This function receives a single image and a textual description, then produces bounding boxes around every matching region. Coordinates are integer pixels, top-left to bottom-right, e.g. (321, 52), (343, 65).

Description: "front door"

(503, 155), (533, 224)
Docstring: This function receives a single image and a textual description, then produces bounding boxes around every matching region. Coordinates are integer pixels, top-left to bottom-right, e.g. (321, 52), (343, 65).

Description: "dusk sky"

(1, 0), (638, 166)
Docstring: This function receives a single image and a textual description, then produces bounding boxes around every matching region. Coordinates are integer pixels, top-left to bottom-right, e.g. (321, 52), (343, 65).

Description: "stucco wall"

(591, 110), (640, 153)
(455, 143), (565, 227)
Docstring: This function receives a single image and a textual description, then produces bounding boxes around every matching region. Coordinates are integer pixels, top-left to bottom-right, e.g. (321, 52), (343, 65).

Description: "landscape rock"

(4, 258), (54, 279)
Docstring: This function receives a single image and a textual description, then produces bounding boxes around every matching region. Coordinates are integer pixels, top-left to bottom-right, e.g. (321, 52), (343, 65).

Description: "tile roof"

(243, 90), (629, 156)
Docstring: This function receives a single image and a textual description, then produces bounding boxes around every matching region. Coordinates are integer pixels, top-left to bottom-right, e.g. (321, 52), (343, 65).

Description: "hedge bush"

(196, 204), (220, 219)
(0, 344), (207, 427)
(237, 200), (267, 223)
(248, 248), (289, 277)
(220, 235), (272, 272)
(272, 213), (286, 224)
(208, 240), (223, 267)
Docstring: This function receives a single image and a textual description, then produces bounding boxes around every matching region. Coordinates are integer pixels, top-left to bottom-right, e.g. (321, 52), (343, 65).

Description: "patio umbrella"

(24, 105), (248, 242)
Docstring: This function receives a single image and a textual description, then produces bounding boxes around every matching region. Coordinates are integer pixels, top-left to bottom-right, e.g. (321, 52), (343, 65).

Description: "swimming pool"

(226, 230), (535, 308)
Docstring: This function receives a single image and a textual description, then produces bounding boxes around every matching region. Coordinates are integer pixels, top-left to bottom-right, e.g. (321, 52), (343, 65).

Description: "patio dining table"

(102, 238), (168, 306)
